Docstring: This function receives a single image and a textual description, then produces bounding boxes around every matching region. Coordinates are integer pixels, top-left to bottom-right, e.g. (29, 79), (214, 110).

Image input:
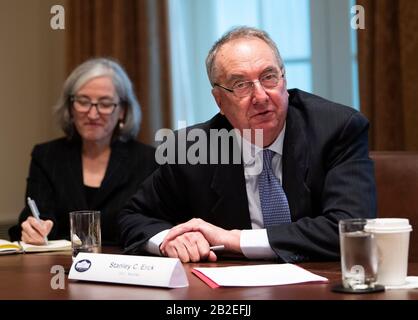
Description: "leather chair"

(370, 151), (418, 262)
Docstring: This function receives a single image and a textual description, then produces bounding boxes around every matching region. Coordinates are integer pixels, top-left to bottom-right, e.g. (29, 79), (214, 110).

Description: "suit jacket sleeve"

(118, 162), (187, 254)
(9, 145), (59, 241)
(267, 111), (376, 262)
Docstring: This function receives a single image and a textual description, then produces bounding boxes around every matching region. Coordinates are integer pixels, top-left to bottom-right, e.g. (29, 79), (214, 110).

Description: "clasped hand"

(159, 218), (241, 263)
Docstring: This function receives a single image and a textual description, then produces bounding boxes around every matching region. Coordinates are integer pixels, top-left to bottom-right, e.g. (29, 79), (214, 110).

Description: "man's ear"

(212, 88), (225, 115)
(283, 79), (289, 97)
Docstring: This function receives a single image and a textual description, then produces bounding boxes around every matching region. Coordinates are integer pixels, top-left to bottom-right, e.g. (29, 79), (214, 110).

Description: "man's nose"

(251, 81), (268, 104)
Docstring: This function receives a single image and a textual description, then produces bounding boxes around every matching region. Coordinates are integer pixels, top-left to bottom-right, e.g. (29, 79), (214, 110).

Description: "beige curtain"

(357, 0), (418, 151)
(66, 0), (172, 144)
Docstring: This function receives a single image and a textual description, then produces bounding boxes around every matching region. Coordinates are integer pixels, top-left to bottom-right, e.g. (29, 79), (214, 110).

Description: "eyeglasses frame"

(213, 68), (286, 98)
(70, 95), (119, 115)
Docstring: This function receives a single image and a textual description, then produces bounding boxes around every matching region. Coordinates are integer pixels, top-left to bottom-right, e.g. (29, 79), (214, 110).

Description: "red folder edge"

(191, 269), (220, 289)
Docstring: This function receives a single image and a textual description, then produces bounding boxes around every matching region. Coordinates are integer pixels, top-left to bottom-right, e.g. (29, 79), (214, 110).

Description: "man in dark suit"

(119, 26), (376, 262)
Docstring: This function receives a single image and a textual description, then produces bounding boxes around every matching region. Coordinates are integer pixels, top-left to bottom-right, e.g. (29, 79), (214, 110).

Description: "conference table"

(1, 247), (417, 301)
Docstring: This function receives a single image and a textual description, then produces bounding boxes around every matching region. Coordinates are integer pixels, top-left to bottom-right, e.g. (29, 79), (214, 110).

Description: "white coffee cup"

(365, 218), (412, 286)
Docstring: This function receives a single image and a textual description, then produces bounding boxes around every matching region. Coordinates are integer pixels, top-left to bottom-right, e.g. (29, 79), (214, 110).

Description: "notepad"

(192, 264), (328, 288)
(0, 239), (72, 255)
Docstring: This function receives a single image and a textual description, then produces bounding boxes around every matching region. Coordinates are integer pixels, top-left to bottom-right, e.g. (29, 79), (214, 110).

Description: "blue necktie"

(258, 149), (291, 226)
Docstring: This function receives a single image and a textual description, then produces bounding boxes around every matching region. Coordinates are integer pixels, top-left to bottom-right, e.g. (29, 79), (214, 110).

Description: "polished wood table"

(1, 250), (418, 301)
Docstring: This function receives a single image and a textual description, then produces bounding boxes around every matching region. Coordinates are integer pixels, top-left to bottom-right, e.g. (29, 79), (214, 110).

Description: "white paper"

(20, 239), (72, 252)
(384, 276), (418, 290)
(194, 264), (328, 287)
(69, 253), (189, 288)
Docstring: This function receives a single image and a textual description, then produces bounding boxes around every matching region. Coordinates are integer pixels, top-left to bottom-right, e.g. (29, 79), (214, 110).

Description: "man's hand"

(160, 218), (242, 260)
(160, 231), (218, 263)
(21, 216), (53, 245)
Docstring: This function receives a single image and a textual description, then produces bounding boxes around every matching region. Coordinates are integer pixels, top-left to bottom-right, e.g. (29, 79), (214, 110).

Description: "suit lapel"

(92, 140), (129, 208)
(66, 139), (87, 209)
(209, 132), (252, 230)
(282, 106), (310, 221)
(206, 110), (310, 226)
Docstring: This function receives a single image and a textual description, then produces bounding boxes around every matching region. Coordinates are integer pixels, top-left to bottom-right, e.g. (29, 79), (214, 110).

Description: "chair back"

(371, 151), (418, 262)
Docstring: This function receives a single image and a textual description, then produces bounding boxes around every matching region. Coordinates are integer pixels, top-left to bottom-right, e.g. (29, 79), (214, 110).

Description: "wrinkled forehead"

(213, 38), (280, 81)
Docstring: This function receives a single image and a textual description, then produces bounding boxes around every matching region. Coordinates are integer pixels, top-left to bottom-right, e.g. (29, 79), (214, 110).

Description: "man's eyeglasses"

(71, 96), (119, 115)
(214, 71), (285, 98)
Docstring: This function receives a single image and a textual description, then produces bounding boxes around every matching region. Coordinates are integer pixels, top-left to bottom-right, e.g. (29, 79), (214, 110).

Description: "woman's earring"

(119, 120), (125, 130)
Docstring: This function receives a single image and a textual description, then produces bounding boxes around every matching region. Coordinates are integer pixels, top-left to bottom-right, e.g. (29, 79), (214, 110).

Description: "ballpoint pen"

(209, 245), (225, 252)
(27, 197), (48, 244)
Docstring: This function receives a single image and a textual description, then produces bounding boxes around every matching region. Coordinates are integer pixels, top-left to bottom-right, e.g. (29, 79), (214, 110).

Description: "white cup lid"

(365, 218), (412, 233)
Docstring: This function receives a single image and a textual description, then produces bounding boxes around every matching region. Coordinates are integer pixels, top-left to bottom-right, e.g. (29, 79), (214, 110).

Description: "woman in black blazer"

(9, 58), (157, 245)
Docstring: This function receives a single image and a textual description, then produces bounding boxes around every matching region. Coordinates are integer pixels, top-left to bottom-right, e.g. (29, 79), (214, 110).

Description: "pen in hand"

(209, 245), (225, 252)
(27, 197), (48, 245)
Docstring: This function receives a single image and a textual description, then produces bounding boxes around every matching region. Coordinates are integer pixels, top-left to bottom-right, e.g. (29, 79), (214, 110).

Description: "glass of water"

(69, 210), (101, 259)
(338, 218), (380, 292)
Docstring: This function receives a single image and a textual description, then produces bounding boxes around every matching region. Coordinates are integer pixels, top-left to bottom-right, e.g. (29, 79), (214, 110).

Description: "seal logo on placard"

(75, 259), (91, 272)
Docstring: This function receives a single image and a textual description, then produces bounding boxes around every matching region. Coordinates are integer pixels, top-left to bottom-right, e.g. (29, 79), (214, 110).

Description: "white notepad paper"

(193, 263), (328, 287)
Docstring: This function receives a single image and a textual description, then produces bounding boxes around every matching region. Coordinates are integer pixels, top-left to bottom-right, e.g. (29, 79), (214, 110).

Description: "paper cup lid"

(365, 218), (412, 233)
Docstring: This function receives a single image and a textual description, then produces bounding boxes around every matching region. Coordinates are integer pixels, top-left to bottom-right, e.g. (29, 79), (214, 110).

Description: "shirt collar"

(239, 122), (286, 166)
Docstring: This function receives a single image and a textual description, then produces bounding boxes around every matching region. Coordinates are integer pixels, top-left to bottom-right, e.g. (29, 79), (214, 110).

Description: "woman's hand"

(21, 216), (53, 245)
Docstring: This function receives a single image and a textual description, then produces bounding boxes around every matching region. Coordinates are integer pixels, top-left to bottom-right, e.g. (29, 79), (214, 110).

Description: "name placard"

(68, 253), (189, 288)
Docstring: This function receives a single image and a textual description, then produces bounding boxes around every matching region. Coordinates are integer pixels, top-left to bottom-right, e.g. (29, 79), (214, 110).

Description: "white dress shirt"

(145, 124), (286, 259)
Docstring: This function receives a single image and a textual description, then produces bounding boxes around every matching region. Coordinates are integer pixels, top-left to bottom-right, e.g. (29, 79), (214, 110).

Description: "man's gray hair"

(205, 26), (285, 86)
(54, 57), (141, 141)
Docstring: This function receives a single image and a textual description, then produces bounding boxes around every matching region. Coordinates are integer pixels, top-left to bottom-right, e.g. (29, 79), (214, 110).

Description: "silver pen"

(27, 197), (48, 244)
(209, 245), (225, 252)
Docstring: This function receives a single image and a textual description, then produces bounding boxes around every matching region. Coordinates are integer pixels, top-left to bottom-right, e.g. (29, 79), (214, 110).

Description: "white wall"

(0, 0), (66, 229)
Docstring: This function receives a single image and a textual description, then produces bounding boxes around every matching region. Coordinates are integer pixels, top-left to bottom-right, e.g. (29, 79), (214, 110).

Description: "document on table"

(192, 264), (328, 288)
(0, 239), (71, 254)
